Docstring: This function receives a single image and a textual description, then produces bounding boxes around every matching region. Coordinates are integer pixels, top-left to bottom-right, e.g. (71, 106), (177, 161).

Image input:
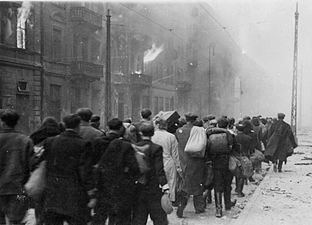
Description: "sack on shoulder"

(184, 126), (207, 158)
(24, 160), (47, 200)
(239, 156), (254, 178)
(208, 130), (232, 154)
(229, 155), (241, 176)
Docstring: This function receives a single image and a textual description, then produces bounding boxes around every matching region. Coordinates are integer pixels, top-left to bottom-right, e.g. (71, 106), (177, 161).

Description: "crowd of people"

(0, 108), (297, 225)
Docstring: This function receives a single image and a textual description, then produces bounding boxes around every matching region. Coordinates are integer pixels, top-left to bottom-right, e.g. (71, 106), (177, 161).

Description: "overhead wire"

(119, 3), (185, 42)
(199, 3), (242, 51)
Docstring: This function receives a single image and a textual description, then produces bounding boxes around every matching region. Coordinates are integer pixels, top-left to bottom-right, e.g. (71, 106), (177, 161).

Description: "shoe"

(249, 177), (255, 182)
(273, 163), (277, 172)
(237, 192), (245, 197)
(278, 169), (282, 173)
(216, 207), (222, 218)
(225, 199), (236, 210)
(195, 209), (205, 214)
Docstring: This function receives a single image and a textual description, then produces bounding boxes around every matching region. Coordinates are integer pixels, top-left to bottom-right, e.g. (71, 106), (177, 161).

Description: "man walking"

(0, 110), (33, 225)
(266, 113), (297, 172)
(206, 117), (237, 217)
(132, 122), (169, 225)
(42, 114), (93, 225)
(175, 113), (205, 218)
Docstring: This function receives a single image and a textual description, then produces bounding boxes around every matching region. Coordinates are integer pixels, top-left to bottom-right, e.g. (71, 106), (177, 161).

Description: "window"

(153, 96), (158, 115)
(50, 84), (61, 102)
(91, 39), (100, 62)
(142, 96), (150, 109)
(17, 9), (27, 49)
(52, 27), (62, 60)
(159, 97), (164, 111)
(165, 98), (170, 111)
(170, 97), (174, 110)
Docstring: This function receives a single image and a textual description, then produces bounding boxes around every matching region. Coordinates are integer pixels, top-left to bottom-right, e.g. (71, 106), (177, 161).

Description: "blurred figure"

(234, 123), (253, 197)
(90, 115), (106, 135)
(202, 115), (215, 129)
(0, 110), (33, 225)
(266, 113), (297, 172)
(152, 119), (183, 203)
(95, 122), (140, 225)
(92, 118), (128, 224)
(132, 122), (169, 225)
(76, 108), (103, 141)
(30, 117), (61, 225)
(133, 108), (153, 143)
(42, 114), (93, 225)
(251, 117), (263, 174)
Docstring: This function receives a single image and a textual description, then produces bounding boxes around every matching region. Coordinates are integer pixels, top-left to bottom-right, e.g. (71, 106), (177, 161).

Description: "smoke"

(143, 43), (164, 64)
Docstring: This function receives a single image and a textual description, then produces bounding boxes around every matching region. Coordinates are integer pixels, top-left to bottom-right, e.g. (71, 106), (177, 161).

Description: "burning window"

(17, 2), (32, 49)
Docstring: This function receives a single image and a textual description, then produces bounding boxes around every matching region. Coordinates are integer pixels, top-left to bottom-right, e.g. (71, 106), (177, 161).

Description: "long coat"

(265, 120), (297, 162)
(152, 129), (182, 201)
(43, 130), (92, 223)
(96, 138), (140, 214)
(176, 124), (204, 196)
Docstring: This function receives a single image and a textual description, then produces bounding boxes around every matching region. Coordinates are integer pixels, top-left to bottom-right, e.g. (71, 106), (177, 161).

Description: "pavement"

(148, 130), (312, 225)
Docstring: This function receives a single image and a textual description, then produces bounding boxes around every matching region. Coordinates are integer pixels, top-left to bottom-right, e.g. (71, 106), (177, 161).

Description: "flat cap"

(185, 112), (198, 119)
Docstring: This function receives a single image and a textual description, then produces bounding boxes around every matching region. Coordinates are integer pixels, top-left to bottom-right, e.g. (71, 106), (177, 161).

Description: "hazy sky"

(208, 0), (312, 127)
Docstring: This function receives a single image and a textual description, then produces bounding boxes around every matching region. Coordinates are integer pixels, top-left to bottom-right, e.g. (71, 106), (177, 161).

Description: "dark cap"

(203, 114), (215, 122)
(277, 113), (285, 119)
(185, 113), (198, 120)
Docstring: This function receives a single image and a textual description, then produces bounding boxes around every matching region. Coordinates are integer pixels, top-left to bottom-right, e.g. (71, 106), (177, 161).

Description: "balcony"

(176, 81), (192, 92)
(70, 7), (102, 30)
(130, 73), (152, 88)
(71, 61), (103, 80)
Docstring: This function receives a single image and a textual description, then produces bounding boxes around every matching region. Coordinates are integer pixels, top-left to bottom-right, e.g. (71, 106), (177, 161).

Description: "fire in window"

(17, 2), (33, 49)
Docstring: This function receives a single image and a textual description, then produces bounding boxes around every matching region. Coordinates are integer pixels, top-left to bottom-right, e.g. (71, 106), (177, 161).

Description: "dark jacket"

(0, 128), (33, 195)
(79, 124), (104, 141)
(42, 130), (92, 222)
(92, 132), (120, 166)
(235, 131), (253, 157)
(96, 138), (140, 213)
(176, 124), (205, 195)
(135, 139), (167, 194)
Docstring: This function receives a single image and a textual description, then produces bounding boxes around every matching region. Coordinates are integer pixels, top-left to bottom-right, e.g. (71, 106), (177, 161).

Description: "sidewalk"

(231, 132), (312, 225)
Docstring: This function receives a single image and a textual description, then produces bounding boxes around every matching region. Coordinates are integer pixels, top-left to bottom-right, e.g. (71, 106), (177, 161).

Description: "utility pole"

(105, 9), (111, 125)
(299, 66), (303, 131)
(291, 3), (299, 136)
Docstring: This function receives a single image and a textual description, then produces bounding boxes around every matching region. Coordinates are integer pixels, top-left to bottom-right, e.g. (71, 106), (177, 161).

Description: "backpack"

(208, 128), (232, 154)
(131, 144), (150, 174)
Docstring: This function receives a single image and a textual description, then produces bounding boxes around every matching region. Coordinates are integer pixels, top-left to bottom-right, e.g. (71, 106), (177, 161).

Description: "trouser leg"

(176, 191), (188, 218)
(44, 212), (64, 225)
(214, 192), (223, 218)
(278, 160), (283, 172)
(193, 195), (205, 213)
(148, 193), (168, 225)
(224, 171), (236, 210)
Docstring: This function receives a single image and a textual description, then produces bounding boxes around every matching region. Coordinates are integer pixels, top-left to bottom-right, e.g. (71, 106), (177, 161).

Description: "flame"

(18, 2), (33, 28)
(143, 43), (164, 64)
